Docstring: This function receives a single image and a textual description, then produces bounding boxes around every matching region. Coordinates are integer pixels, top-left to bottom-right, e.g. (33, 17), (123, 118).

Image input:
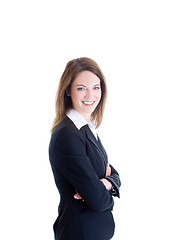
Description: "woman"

(49, 57), (121, 240)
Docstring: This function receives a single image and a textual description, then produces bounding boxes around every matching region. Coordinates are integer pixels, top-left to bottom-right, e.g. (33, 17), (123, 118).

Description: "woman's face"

(69, 70), (102, 122)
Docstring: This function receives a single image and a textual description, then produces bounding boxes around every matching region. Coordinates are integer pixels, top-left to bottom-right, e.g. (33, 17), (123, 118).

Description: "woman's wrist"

(100, 178), (112, 191)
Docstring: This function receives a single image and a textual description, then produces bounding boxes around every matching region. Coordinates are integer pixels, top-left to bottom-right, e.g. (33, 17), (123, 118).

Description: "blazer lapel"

(80, 125), (108, 162)
(97, 136), (108, 160)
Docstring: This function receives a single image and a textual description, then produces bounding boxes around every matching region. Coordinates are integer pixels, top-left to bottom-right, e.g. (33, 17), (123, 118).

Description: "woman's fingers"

(105, 163), (111, 176)
(74, 193), (82, 200)
(100, 178), (112, 191)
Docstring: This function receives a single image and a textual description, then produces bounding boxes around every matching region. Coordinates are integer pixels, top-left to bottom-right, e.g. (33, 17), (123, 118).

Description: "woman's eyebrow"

(76, 84), (86, 87)
(76, 83), (100, 87)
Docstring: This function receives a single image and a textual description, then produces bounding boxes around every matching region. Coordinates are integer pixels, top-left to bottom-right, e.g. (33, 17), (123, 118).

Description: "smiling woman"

(49, 57), (121, 240)
(51, 57), (107, 133)
(69, 71), (102, 122)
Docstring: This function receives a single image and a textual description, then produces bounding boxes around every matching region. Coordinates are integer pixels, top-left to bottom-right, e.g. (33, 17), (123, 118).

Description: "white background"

(0, 0), (173, 239)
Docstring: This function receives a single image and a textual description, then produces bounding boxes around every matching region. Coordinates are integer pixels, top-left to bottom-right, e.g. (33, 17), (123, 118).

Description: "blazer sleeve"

(49, 127), (114, 213)
(105, 164), (121, 198)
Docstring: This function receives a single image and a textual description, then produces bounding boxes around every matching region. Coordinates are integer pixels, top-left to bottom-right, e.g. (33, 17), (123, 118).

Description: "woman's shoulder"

(52, 117), (77, 135)
(50, 117), (85, 145)
(49, 117), (87, 154)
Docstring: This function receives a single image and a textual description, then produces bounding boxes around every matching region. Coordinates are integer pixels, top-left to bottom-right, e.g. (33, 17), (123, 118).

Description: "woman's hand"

(74, 192), (82, 200)
(100, 163), (112, 191)
(74, 163), (112, 200)
(100, 178), (112, 191)
(105, 163), (111, 177)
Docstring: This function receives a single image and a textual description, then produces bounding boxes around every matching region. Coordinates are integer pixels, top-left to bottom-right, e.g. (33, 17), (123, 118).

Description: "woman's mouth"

(82, 101), (95, 106)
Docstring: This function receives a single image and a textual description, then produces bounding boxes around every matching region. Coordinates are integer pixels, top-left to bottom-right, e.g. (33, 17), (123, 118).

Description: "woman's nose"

(84, 90), (93, 99)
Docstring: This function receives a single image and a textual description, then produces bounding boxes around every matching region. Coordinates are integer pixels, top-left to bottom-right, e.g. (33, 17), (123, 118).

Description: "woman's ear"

(66, 87), (70, 96)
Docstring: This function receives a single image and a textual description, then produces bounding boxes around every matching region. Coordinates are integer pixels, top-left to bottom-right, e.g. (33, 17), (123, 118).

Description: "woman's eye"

(94, 86), (100, 90)
(77, 87), (85, 91)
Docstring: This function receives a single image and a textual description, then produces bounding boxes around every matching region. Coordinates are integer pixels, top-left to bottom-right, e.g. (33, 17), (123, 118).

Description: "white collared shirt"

(66, 109), (98, 140)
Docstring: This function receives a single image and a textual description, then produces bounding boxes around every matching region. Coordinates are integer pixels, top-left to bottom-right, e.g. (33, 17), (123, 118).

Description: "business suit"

(49, 116), (121, 240)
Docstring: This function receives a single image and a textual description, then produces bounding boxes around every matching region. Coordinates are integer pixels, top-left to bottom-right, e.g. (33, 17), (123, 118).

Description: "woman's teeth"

(83, 101), (94, 105)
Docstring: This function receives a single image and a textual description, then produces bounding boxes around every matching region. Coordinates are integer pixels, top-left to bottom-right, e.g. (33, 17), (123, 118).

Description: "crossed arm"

(50, 127), (120, 212)
(74, 163), (112, 200)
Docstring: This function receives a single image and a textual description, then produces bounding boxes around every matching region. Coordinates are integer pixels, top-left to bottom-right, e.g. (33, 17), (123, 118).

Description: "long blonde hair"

(51, 57), (107, 133)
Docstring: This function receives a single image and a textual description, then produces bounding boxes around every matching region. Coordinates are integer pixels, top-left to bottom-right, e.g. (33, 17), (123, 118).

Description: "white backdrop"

(0, 0), (173, 239)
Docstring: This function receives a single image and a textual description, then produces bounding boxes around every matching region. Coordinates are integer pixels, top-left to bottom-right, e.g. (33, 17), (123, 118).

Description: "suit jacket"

(49, 116), (121, 240)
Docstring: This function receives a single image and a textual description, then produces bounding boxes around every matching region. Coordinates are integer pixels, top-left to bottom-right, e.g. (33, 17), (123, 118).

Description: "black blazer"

(49, 117), (121, 240)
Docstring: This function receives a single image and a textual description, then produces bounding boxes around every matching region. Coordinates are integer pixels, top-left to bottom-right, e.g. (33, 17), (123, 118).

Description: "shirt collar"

(66, 109), (96, 130)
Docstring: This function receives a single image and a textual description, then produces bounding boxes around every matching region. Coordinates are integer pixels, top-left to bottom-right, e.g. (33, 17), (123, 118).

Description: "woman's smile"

(82, 101), (95, 106)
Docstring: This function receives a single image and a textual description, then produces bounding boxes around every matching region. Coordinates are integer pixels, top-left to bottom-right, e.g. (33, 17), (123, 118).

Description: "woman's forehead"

(73, 71), (100, 85)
